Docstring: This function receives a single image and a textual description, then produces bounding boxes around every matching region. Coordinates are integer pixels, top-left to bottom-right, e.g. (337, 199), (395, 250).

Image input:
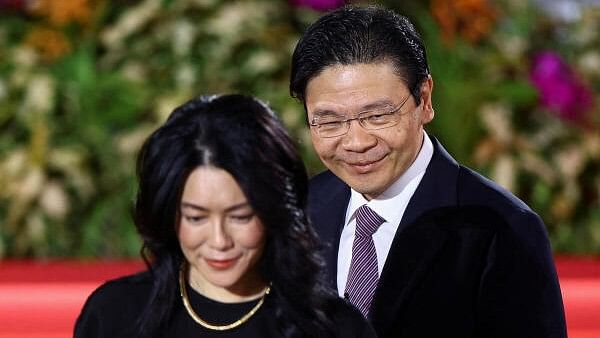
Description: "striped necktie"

(344, 204), (385, 317)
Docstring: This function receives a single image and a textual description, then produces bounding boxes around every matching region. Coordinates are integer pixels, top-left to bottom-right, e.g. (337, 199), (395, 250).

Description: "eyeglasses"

(309, 95), (412, 138)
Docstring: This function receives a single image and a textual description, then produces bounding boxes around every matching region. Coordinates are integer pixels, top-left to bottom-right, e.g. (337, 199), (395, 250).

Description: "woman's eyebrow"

(180, 201), (251, 212)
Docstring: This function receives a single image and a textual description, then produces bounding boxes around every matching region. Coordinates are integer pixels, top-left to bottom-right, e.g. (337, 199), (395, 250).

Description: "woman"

(74, 94), (375, 338)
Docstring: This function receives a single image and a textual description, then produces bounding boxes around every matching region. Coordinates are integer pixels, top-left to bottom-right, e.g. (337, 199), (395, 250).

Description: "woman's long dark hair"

(134, 94), (335, 337)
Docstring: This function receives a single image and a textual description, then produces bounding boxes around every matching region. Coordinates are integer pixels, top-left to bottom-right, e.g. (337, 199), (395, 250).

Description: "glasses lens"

(361, 108), (404, 129)
(361, 113), (396, 129)
(318, 121), (347, 137)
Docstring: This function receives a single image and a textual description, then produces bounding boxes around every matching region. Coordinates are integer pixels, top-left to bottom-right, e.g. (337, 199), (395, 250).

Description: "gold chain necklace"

(178, 267), (270, 331)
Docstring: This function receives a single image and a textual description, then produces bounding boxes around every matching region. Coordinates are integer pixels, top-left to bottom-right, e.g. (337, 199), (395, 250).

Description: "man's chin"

(346, 179), (384, 200)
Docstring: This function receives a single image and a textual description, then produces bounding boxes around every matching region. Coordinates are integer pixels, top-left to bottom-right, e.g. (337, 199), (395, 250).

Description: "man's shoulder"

(454, 165), (549, 241)
(430, 136), (536, 218)
(457, 165), (532, 213)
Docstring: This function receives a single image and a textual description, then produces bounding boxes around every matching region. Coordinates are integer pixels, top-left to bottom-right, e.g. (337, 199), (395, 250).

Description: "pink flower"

(0, 0), (26, 11)
(529, 51), (594, 123)
(289, 0), (345, 12)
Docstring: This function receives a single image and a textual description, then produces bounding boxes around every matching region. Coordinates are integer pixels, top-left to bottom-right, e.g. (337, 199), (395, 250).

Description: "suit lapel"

(369, 136), (461, 331)
(398, 136), (460, 232)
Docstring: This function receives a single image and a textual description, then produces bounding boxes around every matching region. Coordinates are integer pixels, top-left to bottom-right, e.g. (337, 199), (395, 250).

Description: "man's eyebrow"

(312, 109), (345, 118)
(360, 99), (396, 111)
(313, 99), (397, 117)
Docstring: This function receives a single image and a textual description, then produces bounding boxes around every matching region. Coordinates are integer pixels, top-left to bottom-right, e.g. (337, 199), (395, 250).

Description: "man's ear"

(420, 75), (434, 124)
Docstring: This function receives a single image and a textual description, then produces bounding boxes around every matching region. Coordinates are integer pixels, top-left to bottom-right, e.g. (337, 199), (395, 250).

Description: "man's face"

(305, 62), (434, 200)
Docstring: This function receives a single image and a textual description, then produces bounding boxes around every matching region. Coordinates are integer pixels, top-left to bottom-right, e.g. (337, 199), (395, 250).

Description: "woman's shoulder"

(85, 270), (153, 307)
(74, 270), (153, 337)
(324, 296), (377, 338)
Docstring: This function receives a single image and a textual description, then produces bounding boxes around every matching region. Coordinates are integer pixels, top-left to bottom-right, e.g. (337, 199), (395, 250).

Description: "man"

(289, 5), (566, 338)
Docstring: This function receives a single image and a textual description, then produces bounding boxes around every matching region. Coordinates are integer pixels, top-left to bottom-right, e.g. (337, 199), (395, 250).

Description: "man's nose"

(341, 120), (378, 152)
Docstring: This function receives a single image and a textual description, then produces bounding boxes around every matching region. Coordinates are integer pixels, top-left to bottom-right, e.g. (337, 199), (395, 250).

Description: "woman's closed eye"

(182, 214), (208, 224)
(228, 213), (255, 224)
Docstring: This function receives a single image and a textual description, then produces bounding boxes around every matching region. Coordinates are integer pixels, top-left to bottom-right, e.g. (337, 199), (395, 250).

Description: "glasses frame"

(309, 94), (413, 138)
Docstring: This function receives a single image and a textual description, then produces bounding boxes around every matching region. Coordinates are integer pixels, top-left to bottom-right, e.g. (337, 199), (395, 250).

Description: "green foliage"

(0, 0), (598, 257)
(0, 0), (312, 258)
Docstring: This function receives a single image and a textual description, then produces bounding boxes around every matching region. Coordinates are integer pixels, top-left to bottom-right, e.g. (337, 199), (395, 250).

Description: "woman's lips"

(205, 257), (239, 270)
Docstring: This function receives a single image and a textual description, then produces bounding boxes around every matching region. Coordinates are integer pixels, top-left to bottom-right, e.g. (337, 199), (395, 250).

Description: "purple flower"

(530, 51), (594, 123)
(289, 0), (345, 12)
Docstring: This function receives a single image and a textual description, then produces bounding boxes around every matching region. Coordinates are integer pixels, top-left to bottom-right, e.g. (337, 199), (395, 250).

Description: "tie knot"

(355, 205), (385, 238)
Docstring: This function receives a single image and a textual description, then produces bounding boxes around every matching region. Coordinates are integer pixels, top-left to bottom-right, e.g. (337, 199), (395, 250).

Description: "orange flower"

(431, 0), (498, 44)
(25, 27), (71, 63)
(29, 0), (92, 26)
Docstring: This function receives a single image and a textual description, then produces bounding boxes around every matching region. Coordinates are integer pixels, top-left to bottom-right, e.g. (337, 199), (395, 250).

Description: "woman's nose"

(208, 220), (233, 250)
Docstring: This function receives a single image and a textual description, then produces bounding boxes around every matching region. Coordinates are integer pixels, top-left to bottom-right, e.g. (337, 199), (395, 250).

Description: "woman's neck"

(188, 269), (267, 303)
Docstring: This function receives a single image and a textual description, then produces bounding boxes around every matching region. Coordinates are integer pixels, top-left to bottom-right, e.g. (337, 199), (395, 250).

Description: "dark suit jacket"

(308, 136), (566, 338)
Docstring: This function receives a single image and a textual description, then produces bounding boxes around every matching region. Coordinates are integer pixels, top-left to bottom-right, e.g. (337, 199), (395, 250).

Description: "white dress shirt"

(337, 132), (434, 296)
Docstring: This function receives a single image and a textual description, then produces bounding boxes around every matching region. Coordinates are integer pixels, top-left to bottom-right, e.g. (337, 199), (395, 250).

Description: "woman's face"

(178, 166), (266, 300)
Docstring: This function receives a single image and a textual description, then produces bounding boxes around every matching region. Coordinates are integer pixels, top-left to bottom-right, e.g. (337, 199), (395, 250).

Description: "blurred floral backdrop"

(0, 0), (598, 257)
